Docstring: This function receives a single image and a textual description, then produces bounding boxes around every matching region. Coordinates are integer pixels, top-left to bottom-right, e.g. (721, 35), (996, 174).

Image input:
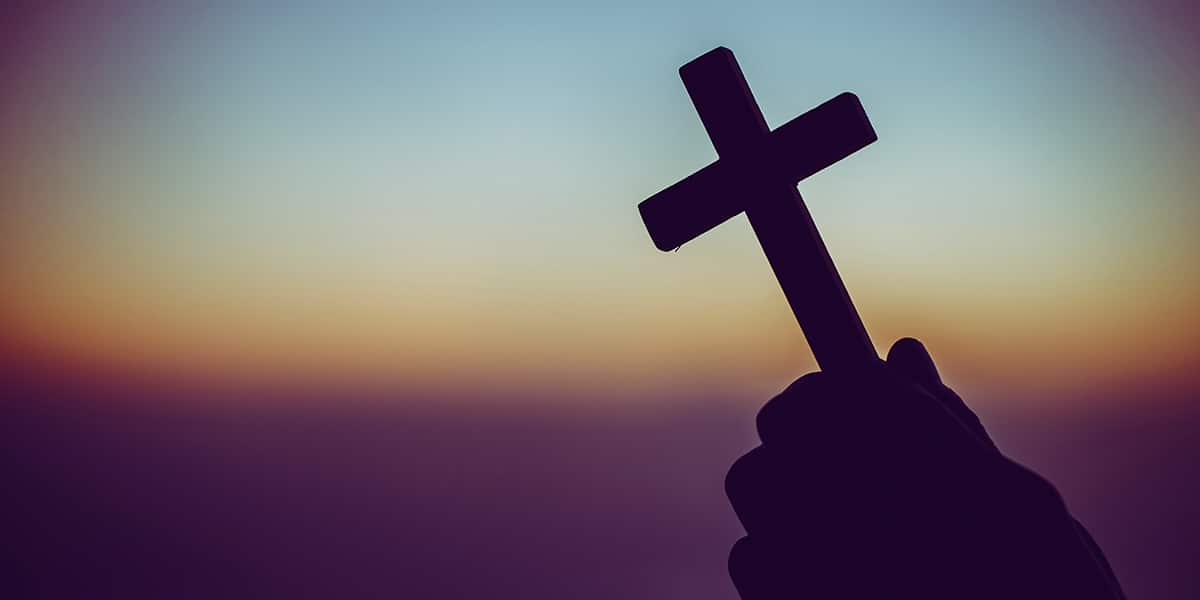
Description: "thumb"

(886, 337), (998, 451)
(886, 337), (943, 392)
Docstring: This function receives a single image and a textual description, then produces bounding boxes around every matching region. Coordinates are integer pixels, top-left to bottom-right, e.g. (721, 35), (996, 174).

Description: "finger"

(730, 535), (905, 599)
(726, 445), (875, 538)
(755, 370), (891, 451)
(729, 536), (813, 599)
(754, 372), (831, 450)
(886, 338), (997, 450)
(725, 447), (794, 536)
(728, 536), (784, 599)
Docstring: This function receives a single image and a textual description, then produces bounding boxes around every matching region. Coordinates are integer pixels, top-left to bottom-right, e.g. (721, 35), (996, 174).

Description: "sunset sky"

(2, 1), (1197, 405)
(5, 5), (1200, 599)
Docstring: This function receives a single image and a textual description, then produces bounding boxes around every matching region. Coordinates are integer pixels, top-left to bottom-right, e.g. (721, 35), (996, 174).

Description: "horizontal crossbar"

(639, 92), (876, 251)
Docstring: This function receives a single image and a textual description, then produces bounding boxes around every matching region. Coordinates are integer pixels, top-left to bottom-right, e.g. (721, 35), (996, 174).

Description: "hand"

(725, 338), (1125, 599)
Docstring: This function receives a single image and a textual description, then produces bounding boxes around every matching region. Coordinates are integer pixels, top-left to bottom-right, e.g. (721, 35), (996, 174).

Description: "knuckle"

(756, 373), (834, 447)
(728, 535), (755, 567)
(998, 458), (1068, 511)
(725, 446), (769, 502)
(727, 536), (757, 593)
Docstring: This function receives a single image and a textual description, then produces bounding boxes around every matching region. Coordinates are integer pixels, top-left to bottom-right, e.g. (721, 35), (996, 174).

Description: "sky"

(1, 1), (1197, 406)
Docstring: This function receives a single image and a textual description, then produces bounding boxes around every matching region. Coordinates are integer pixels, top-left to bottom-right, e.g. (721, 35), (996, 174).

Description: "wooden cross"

(638, 47), (879, 372)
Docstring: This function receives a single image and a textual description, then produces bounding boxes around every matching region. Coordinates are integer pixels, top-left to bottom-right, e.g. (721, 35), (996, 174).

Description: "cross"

(638, 47), (878, 372)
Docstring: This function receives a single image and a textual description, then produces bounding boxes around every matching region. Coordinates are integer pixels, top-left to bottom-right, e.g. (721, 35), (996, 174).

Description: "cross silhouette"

(639, 47), (879, 372)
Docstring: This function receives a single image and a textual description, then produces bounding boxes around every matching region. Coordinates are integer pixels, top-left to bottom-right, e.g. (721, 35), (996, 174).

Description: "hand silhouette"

(725, 338), (1125, 599)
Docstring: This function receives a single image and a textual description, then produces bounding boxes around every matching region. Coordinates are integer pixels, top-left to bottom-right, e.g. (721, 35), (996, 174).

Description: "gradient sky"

(2, 1), (1197, 405)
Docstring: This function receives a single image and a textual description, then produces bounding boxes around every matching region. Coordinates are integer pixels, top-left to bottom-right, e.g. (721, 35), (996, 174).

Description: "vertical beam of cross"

(640, 47), (879, 372)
